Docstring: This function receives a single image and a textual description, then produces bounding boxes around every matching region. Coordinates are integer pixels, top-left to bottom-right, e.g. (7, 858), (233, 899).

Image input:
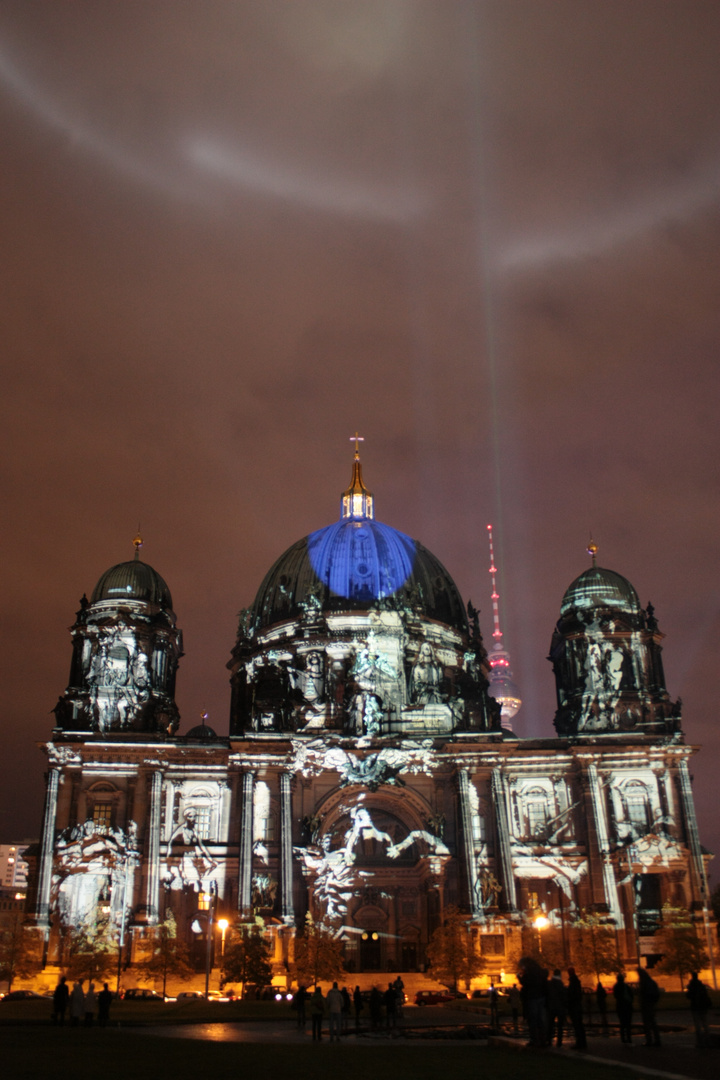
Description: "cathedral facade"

(29, 454), (713, 983)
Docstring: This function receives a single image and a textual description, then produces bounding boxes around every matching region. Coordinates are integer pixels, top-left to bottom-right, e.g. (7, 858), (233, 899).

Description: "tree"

(293, 913), (345, 988)
(657, 903), (708, 989)
(426, 907), (486, 991)
(136, 911), (194, 999)
(520, 923), (565, 972)
(570, 910), (621, 980)
(0, 912), (39, 992)
(62, 909), (118, 984)
(222, 919), (273, 996)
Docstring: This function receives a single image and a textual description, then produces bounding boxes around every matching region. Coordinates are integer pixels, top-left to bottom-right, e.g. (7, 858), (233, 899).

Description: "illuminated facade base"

(29, 722), (710, 979)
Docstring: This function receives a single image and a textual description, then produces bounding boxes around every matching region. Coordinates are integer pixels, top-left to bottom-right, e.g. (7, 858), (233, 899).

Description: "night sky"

(2, 3), (719, 878)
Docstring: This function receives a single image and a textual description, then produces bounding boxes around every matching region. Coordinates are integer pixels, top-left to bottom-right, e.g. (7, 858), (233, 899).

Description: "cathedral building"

(29, 451), (713, 983)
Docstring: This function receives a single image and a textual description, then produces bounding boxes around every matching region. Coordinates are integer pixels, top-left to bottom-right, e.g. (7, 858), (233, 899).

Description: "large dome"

(91, 557), (174, 610)
(251, 517), (468, 635)
(560, 565), (640, 618)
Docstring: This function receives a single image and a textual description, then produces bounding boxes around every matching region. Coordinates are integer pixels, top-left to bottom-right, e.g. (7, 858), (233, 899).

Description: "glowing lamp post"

(217, 918), (229, 958)
(534, 914), (549, 956)
(198, 885), (217, 1000)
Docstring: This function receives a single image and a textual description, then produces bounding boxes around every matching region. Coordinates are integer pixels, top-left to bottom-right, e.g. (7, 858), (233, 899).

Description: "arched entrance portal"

(296, 795), (450, 973)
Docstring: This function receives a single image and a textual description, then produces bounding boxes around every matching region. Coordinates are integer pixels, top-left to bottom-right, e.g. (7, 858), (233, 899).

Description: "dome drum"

(230, 603), (498, 738)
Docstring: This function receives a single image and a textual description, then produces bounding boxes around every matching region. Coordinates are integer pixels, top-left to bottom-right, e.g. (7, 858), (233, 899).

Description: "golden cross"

(350, 431), (365, 456)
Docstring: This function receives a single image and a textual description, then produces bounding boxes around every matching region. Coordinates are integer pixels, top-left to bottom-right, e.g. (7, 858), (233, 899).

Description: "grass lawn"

(1, 1027), (625, 1080)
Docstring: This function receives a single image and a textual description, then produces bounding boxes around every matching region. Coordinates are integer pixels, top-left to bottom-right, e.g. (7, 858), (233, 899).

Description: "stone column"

(677, 757), (708, 903)
(585, 762), (623, 927)
(280, 773), (294, 921)
(145, 770), (163, 924)
(491, 768), (517, 911)
(458, 770), (482, 919)
(36, 767), (60, 927)
(238, 771), (255, 914)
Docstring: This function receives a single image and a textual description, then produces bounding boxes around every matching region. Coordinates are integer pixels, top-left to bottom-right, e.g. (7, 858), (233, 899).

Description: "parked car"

(471, 987), (507, 999)
(0, 990), (46, 1001)
(122, 988), (165, 1001)
(175, 991), (204, 1001)
(414, 989), (467, 1006)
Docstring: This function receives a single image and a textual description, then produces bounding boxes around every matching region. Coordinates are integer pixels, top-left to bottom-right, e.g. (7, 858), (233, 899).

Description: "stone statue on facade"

(409, 642), (443, 704)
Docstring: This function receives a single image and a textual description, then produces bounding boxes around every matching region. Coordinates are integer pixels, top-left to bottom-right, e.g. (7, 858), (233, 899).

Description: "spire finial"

(587, 536), (598, 567)
(133, 530), (143, 561)
(341, 436), (373, 519)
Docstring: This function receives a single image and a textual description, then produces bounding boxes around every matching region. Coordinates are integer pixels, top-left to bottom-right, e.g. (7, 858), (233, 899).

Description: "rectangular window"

(480, 934), (506, 956)
(258, 816), (276, 841)
(627, 795), (648, 833)
(527, 801), (547, 838)
(191, 805), (212, 840)
(636, 874), (662, 934)
(92, 802), (113, 829)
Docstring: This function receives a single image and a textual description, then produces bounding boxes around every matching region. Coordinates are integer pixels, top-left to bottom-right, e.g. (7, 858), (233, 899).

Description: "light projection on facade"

(29, 451), (714, 987)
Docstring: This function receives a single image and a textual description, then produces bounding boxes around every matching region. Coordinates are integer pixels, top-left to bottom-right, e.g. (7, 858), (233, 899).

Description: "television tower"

(486, 525), (521, 730)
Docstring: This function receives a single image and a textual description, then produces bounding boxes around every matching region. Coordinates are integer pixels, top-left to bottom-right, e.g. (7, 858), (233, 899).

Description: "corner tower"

(549, 542), (681, 736)
(53, 536), (183, 736)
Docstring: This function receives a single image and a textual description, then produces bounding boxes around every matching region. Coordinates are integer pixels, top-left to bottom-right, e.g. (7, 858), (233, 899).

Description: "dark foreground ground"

(1, 1027), (623, 1080)
(2, 998), (719, 1080)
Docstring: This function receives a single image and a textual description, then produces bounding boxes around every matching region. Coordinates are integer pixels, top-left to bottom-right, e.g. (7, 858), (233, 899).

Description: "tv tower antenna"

(485, 525), (521, 729)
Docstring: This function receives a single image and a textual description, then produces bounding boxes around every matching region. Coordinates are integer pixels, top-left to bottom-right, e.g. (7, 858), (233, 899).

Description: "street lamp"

(115, 851), (134, 996)
(198, 885), (217, 1000)
(534, 914), (549, 955)
(217, 918), (229, 958)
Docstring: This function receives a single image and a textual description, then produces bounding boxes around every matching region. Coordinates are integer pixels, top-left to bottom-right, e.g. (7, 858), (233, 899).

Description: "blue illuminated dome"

(251, 454), (468, 634)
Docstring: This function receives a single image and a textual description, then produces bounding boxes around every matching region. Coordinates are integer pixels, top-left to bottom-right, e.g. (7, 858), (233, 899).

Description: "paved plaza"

(125, 1003), (720, 1080)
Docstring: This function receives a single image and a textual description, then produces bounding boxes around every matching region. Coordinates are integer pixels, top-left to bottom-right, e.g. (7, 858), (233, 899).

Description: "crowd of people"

(51, 976), (114, 1027)
(292, 977), (405, 1040)
(516, 958), (714, 1050)
(46, 964), (714, 1050)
